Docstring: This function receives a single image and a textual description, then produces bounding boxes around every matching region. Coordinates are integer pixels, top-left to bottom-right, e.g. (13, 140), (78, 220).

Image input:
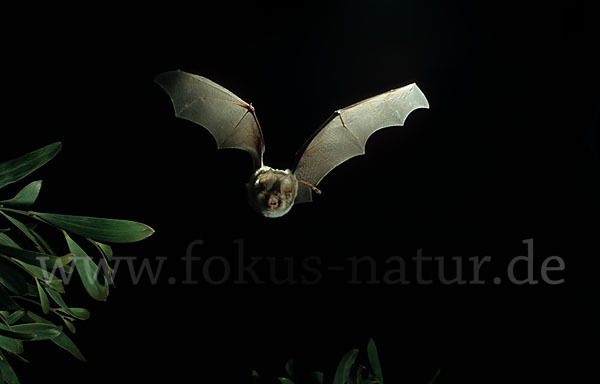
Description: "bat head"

(247, 166), (298, 218)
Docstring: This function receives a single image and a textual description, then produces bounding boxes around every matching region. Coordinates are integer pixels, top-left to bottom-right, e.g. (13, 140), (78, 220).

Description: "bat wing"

(155, 70), (265, 169)
(293, 83), (428, 203)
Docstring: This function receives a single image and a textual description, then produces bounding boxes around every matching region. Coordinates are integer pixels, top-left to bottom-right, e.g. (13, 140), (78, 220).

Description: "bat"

(155, 70), (429, 218)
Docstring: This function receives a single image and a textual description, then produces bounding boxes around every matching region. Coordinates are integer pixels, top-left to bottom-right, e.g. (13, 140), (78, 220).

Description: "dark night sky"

(2, 1), (598, 383)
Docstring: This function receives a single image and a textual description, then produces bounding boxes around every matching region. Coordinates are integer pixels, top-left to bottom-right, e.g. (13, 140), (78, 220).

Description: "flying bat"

(155, 70), (429, 218)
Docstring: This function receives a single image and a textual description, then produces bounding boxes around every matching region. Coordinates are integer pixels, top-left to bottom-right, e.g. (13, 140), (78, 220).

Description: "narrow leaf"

(427, 369), (441, 384)
(5, 351), (28, 364)
(36, 279), (50, 314)
(0, 335), (23, 355)
(6, 312), (24, 326)
(0, 243), (73, 270)
(8, 258), (59, 282)
(0, 349), (19, 384)
(28, 226), (57, 255)
(0, 286), (18, 312)
(0, 329), (35, 341)
(0, 258), (29, 296)
(0, 234), (20, 249)
(10, 323), (61, 341)
(0, 181), (42, 208)
(46, 279), (65, 294)
(252, 370), (261, 384)
(367, 338), (383, 382)
(63, 308), (90, 321)
(34, 212), (154, 243)
(64, 232), (109, 301)
(52, 332), (86, 361)
(285, 358), (296, 379)
(44, 288), (90, 320)
(95, 241), (113, 262)
(63, 318), (76, 334)
(0, 211), (41, 250)
(25, 312), (85, 361)
(0, 142), (61, 190)
(311, 372), (324, 384)
(333, 349), (359, 384)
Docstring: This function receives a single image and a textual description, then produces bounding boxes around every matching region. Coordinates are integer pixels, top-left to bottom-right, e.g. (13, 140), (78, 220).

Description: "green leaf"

(52, 332), (86, 361)
(278, 378), (295, 384)
(0, 286), (18, 312)
(0, 243), (73, 270)
(10, 323), (61, 341)
(0, 328), (35, 341)
(95, 241), (113, 262)
(4, 352), (28, 364)
(0, 211), (42, 250)
(0, 334), (23, 355)
(0, 349), (19, 384)
(6, 312), (24, 326)
(24, 312), (85, 362)
(252, 370), (261, 384)
(62, 318), (76, 334)
(7, 258), (59, 282)
(367, 338), (383, 382)
(28, 226), (57, 255)
(62, 308), (90, 321)
(0, 142), (61, 191)
(46, 279), (65, 294)
(64, 232), (109, 301)
(34, 212), (154, 243)
(353, 365), (366, 384)
(285, 358), (296, 379)
(311, 371), (324, 384)
(0, 181), (42, 209)
(44, 288), (90, 320)
(333, 349), (359, 384)
(0, 259), (29, 296)
(0, 234), (20, 250)
(35, 279), (50, 315)
(427, 369), (440, 384)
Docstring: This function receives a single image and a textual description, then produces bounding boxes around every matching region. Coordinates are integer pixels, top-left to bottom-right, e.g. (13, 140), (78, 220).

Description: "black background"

(2, 1), (598, 383)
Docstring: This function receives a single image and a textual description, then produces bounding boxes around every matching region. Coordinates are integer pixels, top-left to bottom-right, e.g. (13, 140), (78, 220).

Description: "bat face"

(247, 166), (298, 218)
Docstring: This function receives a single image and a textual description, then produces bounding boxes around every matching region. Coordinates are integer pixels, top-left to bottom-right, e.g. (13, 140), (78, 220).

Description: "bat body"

(155, 70), (429, 217)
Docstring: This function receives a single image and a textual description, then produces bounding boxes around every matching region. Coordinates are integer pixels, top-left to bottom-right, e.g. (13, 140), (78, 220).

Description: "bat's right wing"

(155, 70), (265, 170)
(293, 83), (429, 203)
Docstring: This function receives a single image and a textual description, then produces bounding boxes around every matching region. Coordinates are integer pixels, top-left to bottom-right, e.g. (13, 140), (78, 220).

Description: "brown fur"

(247, 166), (298, 218)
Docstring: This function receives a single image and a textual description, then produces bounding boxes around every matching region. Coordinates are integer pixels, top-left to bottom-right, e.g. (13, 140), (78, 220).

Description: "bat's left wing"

(293, 83), (429, 203)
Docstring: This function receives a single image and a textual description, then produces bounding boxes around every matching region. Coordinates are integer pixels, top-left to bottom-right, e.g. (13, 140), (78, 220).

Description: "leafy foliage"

(0, 143), (154, 383)
(252, 339), (439, 384)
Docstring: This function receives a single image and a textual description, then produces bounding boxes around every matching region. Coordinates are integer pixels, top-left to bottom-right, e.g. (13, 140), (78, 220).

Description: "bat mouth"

(267, 196), (280, 210)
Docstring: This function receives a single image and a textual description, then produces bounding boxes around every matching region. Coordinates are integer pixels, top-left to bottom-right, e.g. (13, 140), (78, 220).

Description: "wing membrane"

(294, 83), (428, 202)
(155, 70), (264, 169)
